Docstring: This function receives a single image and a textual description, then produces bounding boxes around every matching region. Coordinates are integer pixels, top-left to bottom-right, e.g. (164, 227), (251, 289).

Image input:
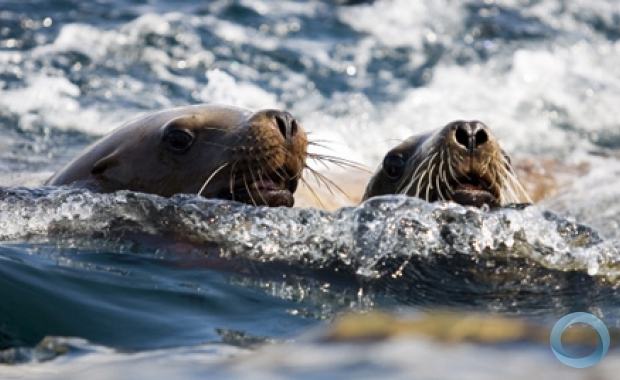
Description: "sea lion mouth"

(232, 180), (295, 207)
(451, 173), (499, 207)
(222, 168), (298, 207)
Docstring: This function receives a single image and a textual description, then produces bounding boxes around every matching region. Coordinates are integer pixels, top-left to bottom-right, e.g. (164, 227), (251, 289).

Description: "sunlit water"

(1, 0), (620, 379)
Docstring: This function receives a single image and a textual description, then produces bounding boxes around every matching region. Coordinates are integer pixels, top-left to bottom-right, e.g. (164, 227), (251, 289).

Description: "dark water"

(1, 0), (620, 379)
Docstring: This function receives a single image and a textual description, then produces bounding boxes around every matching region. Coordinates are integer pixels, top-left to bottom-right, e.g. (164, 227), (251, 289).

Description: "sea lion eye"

(163, 129), (194, 153)
(382, 153), (406, 179)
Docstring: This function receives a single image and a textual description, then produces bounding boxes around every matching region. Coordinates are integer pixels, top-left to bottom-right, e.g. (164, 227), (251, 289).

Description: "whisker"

(307, 153), (365, 166)
(502, 174), (520, 204)
(307, 138), (345, 145)
(309, 156), (331, 171)
(436, 156), (447, 201)
(242, 173), (258, 206)
(501, 156), (532, 201)
(436, 174), (446, 201)
(399, 152), (432, 194)
(440, 149), (454, 195)
(307, 141), (336, 152)
(412, 153), (437, 197)
(496, 167), (517, 204)
(305, 166), (328, 193)
(415, 168), (428, 198)
(250, 166), (269, 206)
(305, 165), (353, 200)
(308, 154), (371, 173)
(425, 162), (436, 201)
(504, 166), (532, 203)
(300, 177), (327, 209)
(197, 162), (229, 196)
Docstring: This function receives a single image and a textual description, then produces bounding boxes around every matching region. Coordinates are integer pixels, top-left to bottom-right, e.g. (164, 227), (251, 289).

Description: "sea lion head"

(363, 120), (531, 207)
(47, 105), (307, 207)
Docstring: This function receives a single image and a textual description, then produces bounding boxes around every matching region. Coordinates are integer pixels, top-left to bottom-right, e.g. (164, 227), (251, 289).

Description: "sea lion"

(363, 120), (532, 207)
(46, 104), (308, 207)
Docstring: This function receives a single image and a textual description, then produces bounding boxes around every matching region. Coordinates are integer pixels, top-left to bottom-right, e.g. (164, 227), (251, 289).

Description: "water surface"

(1, 0), (620, 378)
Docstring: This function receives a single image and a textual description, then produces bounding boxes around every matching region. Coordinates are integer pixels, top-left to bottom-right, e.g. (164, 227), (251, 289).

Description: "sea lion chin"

(46, 104), (308, 207)
(363, 120), (532, 208)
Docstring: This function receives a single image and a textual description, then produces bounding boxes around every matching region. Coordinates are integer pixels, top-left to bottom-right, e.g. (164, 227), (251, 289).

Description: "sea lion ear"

(91, 153), (120, 176)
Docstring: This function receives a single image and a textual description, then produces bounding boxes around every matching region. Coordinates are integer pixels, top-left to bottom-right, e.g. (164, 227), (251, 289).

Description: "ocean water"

(1, 0), (620, 379)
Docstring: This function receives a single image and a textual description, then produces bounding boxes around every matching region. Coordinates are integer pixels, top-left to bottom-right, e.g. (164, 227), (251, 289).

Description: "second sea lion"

(363, 120), (532, 207)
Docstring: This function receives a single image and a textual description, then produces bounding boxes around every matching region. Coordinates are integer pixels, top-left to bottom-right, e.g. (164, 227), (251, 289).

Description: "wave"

(1, 187), (618, 307)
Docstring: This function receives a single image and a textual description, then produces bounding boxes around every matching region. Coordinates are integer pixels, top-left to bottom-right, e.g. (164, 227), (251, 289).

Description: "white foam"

(41, 13), (176, 59)
(0, 74), (107, 133)
(199, 69), (280, 110)
(239, 0), (324, 17)
(340, 0), (462, 48)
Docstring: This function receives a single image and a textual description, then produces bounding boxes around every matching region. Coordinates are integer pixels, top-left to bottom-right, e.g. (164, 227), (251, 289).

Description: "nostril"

(455, 125), (470, 149)
(475, 129), (488, 147)
(274, 114), (289, 140)
(290, 119), (298, 137)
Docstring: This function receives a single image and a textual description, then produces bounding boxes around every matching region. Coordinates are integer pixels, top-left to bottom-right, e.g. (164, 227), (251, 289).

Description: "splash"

(1, 188), (618, 281)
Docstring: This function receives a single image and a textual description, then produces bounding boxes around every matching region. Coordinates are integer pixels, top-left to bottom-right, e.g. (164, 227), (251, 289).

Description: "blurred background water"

(1, 0), (620, 379)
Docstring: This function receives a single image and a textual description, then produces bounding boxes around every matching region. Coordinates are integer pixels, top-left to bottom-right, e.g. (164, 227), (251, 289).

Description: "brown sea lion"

(46, 104), (308, 207)
(363, 120), (532, 207)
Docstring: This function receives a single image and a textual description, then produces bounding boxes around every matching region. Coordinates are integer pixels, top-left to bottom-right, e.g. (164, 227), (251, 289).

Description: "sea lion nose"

(268, 110), (299, 142)
(453, 121), (489, 151)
